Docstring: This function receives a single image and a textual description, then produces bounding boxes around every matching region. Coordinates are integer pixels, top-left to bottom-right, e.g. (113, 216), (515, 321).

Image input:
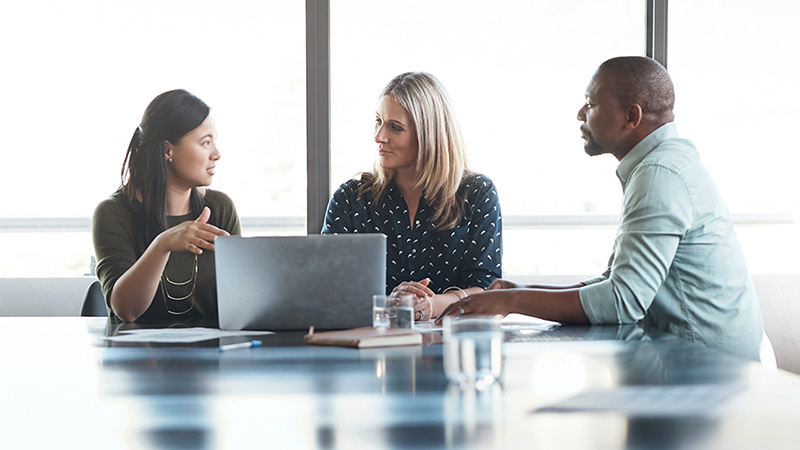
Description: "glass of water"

(443, 315), (504, 389)
(373, 294), (415, 329)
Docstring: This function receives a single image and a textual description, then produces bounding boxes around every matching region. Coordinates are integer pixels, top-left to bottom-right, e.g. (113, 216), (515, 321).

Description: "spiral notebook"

(215, 234), (386, 331)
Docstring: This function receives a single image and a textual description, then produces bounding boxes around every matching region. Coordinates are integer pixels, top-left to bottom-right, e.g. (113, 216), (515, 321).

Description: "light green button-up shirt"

(579, 123), (764, 361)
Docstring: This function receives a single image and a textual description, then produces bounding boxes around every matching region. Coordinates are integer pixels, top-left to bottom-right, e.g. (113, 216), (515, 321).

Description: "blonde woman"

(322, 72), (502, 321)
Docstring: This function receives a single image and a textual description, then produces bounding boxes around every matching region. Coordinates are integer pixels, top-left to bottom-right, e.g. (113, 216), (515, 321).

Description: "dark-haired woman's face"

(164, 116), (220, 190)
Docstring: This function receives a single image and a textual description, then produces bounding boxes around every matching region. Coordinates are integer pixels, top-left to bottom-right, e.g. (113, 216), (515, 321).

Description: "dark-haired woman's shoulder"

(201, 188), (242, 235)
(93, 191), (136, 226)
(202, 188), (235, 205)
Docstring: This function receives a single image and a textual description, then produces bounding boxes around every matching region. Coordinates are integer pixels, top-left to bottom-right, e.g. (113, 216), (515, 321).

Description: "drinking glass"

(443, 315), (504, 388)
(372, 294), (415, 329)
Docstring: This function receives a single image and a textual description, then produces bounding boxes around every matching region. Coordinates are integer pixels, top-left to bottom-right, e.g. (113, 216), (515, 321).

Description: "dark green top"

(92, 189), (242, 325)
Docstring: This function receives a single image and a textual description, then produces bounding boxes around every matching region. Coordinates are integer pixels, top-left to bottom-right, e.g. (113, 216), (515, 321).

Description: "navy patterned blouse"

(322, 173), (503, 294)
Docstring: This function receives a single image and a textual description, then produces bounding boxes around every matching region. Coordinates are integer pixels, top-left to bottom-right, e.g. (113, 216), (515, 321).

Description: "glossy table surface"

(1, 317), (800, 449)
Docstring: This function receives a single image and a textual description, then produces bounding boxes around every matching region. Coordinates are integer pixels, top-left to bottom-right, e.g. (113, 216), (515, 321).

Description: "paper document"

(534, 385), (743, 416)
(412, 314), (559, 333)
(501, 313), (560, 330)
(105, 327), (273, 343)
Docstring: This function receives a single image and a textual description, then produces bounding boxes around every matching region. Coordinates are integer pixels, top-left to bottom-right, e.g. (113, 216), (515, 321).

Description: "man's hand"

(435, 289), (516, 324)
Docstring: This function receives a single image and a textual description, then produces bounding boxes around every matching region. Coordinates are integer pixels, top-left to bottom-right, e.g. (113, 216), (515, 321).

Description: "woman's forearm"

(109, 237), (170, 322)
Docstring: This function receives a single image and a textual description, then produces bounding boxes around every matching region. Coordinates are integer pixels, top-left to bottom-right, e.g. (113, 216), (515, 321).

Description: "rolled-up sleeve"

(579, 164), (692, 324)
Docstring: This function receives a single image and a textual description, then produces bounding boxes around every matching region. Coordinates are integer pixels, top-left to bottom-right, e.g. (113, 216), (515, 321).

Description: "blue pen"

(219, 340), (262, 352)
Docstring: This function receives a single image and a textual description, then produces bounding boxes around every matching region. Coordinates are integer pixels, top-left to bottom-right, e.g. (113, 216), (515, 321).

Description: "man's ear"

(626, 103), (643, 129)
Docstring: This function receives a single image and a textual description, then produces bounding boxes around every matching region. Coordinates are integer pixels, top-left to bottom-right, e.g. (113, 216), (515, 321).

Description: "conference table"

(2, 316), (800, 449)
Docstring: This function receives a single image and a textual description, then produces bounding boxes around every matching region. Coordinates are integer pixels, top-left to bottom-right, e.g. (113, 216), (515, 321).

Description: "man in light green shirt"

(438, 56), (764, 361)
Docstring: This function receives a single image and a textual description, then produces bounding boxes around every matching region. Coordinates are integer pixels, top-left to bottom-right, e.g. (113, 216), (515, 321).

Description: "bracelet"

(443, 286), (467, 300)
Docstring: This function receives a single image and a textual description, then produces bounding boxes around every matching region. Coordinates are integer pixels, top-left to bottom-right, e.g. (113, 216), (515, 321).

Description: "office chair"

(80, 280), (108, 317)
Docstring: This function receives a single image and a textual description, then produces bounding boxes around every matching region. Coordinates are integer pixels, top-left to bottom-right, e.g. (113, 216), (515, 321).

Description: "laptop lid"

(215, 234), (386, 331)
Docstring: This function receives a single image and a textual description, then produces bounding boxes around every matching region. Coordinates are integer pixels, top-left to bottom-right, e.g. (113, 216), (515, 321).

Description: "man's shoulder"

(640, 137), (699, 172)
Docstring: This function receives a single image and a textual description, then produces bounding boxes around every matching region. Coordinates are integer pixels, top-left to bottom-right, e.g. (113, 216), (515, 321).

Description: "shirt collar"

(616, 122), (678, 185)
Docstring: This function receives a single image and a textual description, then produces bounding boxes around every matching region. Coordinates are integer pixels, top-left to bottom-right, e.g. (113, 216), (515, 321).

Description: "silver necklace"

(160, 253), (198, 315)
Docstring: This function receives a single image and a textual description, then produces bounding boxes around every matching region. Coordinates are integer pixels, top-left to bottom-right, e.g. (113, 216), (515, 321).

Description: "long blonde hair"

(359, 72), (471, 230)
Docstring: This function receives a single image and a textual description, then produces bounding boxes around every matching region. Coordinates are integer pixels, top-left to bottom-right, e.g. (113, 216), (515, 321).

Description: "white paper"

(104, 327), (273, 343)
(501, 313), (560, 330)
(535, 385), (743, 416)
(412, 314), (560, 333)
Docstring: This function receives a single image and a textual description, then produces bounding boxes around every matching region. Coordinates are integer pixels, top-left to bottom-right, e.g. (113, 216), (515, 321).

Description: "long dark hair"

(120, 89), (210, 253)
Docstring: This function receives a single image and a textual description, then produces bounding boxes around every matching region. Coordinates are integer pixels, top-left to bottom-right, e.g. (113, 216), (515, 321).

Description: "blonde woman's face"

(374, 96), (418, 175)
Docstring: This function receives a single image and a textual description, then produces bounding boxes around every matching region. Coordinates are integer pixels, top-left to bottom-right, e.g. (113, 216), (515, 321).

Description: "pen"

(218, 340), (262, 352)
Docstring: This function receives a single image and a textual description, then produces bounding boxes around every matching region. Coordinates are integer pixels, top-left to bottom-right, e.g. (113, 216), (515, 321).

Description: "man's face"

(577, 70), (629, 158)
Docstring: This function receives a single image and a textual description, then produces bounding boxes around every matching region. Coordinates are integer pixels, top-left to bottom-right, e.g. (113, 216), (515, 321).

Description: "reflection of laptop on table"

(215, 234), (386, 331)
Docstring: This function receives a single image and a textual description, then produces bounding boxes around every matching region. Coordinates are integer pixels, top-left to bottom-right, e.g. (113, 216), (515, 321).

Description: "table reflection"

(444, 383), (504, 447)
(2, 316), (791, 449)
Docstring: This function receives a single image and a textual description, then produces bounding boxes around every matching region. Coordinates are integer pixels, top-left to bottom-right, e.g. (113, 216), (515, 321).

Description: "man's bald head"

(597, 56), (675, 123)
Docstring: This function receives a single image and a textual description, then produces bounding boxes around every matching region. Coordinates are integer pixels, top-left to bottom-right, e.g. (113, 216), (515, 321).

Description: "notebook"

(215, 234), (386, 331)
(304, 326), (422, 348)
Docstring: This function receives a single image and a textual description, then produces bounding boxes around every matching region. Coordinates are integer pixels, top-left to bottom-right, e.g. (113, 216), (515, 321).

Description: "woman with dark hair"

(92, 89), (241, 324)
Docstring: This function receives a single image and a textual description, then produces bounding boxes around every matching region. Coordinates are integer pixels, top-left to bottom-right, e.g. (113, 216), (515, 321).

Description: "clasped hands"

(390, 278), (520, 323)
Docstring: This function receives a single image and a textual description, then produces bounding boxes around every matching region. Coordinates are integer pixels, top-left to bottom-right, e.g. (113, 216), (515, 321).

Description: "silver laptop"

(215, 234), (386, 331)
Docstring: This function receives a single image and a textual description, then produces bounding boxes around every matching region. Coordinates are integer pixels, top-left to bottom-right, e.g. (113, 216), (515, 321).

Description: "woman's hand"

(391, 278), (434, 321)
(155, 207), (229, 255)
(109, 206), (228, 322)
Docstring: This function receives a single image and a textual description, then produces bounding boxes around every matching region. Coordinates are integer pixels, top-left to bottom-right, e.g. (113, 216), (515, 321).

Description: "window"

(330, 0), (645, 275)
(669, 0), (800, 273)
(2, 1), (794, 278)
(0, 1), (306, 276)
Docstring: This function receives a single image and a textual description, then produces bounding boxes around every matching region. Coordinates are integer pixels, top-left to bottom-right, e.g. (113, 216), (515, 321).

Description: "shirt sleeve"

(456, 175), (503, 288)
(208, 190), (242, 236)
(92, 197), (138, 311)
(321, 182), (356, 234)
(579, 164), (692, 323)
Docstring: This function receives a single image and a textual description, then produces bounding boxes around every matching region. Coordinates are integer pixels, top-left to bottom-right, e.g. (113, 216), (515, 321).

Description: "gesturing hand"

(156, 206), (230, 255)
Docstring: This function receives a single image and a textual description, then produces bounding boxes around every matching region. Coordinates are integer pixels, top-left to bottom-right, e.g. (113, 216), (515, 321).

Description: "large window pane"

(0, 1), (305, 276)
(331, 0), (644, 276)
(670, 0), (800, 273)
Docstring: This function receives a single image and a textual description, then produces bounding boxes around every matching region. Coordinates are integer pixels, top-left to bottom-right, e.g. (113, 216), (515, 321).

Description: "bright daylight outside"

(0, 0), (797, 278)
